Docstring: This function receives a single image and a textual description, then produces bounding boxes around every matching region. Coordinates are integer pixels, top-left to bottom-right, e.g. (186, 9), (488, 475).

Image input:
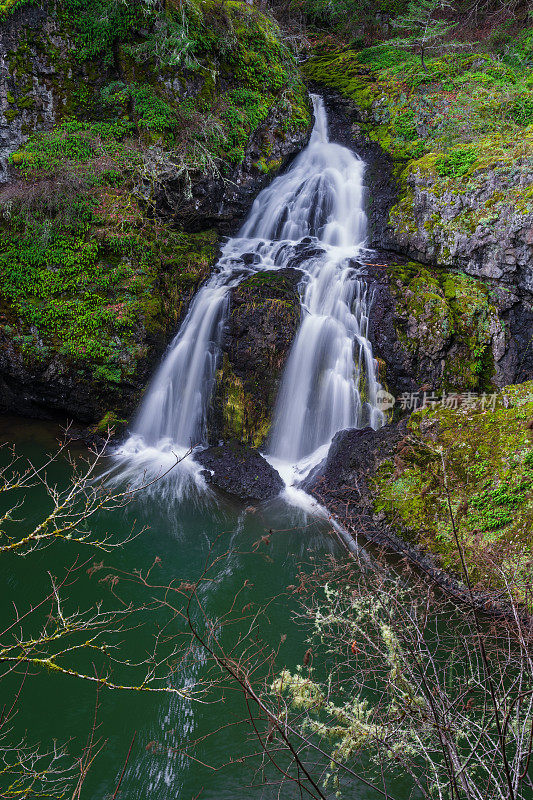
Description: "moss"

(0, 176), (217, 395)
(216, 355), (271, 447)
(93, 410), (128, 434)
(372, 381), (533, 596)
(387, 262), (500, 391)
(305, 42), (533, 252)
(0, 0), (34, 17)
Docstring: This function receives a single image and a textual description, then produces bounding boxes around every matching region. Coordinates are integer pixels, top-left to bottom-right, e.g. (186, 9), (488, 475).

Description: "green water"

(0, 417), (345, 799)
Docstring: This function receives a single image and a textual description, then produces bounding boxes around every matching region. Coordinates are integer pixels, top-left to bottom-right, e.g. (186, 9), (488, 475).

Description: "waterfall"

(265, 101), (385, 482)
(116, 96), (384, 493)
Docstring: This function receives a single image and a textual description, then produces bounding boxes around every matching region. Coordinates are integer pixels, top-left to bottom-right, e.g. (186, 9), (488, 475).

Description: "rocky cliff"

(0, 0), (312, 426)
(306, 49), (533, 387)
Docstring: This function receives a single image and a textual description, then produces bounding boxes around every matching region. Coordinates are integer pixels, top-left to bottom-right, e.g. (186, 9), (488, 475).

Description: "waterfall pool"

(0, 417), (350, 800)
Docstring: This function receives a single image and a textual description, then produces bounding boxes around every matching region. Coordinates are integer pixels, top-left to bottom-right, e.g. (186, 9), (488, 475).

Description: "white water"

(115, 96), (384, 495)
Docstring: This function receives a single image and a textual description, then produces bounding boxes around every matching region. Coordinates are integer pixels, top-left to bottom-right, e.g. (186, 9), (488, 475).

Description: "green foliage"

(0, 0), (34, 18)
(59, 0), (146, 62)
(121, 3), (204, 70)
(291, 0), (408, 34)
(508, 93), (533, 126)
(435, 145), (477, 176)
(373, 381), (533, 593)
(0, 183), (217, 384)
(9, 119), (135, 178)
(356, 44), (414, 69)
(130, 85), (178, 132)
(468, 476), (533, 530)
(393, 109), (417, 139)
(221, 89), (271, 163)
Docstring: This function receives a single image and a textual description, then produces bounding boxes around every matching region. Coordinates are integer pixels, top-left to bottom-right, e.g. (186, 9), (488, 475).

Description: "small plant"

(435, 145), (477, 176)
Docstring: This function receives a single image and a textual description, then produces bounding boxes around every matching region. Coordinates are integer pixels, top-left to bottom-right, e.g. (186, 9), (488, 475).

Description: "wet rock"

(304, 424), (406, 512)
(196, 441), (283, 502)
(314, 88), (532, 384)
(358, 256), (527, 396)
(210, 267), (302, 446)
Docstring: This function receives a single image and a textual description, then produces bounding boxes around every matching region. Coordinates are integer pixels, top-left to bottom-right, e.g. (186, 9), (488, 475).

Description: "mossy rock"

(385, 262), (502, 392)
(372, 381), (533, 597)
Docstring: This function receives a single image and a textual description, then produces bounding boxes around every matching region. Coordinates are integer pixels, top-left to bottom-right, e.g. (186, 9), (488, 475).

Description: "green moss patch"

(387, 262), (501, 391)
(372, 381), (533, 596)
(0, 179), (217, 388)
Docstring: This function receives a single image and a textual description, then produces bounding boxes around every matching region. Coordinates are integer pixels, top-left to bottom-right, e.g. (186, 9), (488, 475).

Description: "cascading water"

(116, 95), (384, 495)
(265, 100), (385, 484)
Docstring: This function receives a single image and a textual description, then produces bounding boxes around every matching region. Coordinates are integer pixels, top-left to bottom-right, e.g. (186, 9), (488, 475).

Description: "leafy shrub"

(435, 146), (477, 177)
(10, 120), (134, 177)
(393, 109), (417, 140)
(509, 94), (533, 126)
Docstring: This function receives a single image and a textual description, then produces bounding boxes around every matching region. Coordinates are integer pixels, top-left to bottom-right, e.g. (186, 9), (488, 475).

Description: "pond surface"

(0, 417), (351, 800)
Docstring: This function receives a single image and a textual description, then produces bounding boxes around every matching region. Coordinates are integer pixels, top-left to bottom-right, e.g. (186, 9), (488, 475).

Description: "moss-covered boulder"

(365, 259), (509, 396)
(307, 381), (532, 598)
(211, 267), (302, 447)
(373, 381), (533, 597)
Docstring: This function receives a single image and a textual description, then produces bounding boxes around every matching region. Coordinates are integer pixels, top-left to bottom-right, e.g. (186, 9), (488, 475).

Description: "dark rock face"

(0, 5), (60, 182)
(210, 266), (303, 446)
(362, 259), (511, 396)
(155, 102), (313, 235)
(196, 441), (283, 502)
(304, 424), (406, 518)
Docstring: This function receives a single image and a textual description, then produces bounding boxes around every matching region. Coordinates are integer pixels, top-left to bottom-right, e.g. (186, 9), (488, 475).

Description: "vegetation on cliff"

(304, 14), (533, 279)
(372, 381), (533, 596)
(0, 0), (310, 422)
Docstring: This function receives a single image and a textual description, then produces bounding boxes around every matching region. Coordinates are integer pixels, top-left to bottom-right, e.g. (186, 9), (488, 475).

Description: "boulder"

(196, 441), (283, 502)
(210, 266), (303, 446)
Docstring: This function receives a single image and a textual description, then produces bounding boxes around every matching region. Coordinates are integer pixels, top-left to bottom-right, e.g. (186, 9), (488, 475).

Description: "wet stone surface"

(196, 441), (283, 502)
